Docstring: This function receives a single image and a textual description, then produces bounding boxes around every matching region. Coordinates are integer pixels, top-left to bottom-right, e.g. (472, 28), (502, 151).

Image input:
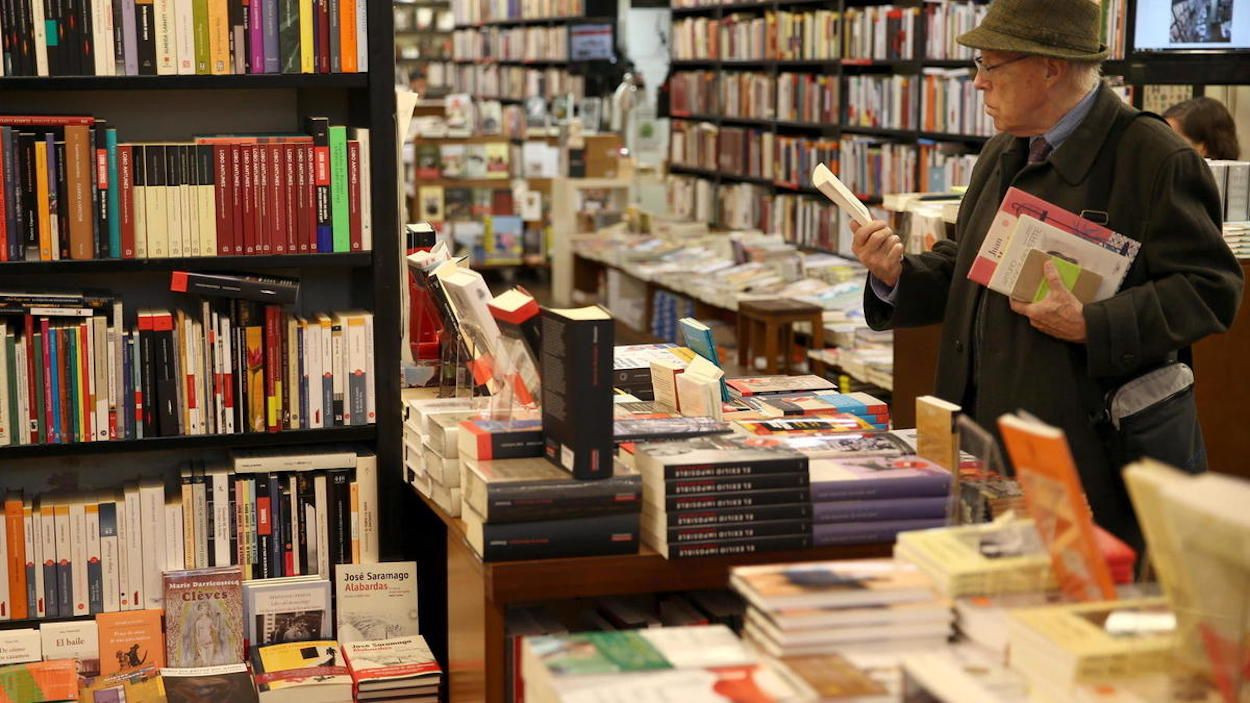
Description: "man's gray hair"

(1069, 60), (1103, 92)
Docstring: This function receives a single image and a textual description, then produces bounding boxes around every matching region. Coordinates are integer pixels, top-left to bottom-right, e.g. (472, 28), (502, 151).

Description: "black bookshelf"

(0, 74), (369, 91)
(0, 252), (374, 274)
(0, 426), (377, 460)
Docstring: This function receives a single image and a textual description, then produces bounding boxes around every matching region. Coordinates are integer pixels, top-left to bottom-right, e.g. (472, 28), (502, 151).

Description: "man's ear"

(1042, 57), (1067, 86)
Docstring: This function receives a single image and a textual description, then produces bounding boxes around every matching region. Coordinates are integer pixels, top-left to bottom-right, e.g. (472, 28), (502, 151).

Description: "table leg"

(737, 314), (750, 368)
(763, 321), (779, 374)
(447, 530), (489, 702)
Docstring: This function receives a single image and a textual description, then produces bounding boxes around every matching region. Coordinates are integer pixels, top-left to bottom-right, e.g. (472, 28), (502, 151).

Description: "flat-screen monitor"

(569, 23), (615, 61)
(1133, 0), (1250, 51)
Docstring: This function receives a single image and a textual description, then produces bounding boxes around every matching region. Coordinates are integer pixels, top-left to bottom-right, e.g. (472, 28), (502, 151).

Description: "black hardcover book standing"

(303, 117), (330, 251)
(254, 473), (273, 579)
(2, 129), (20, 261)
(154, 313), (180, 437)
(136, 0), (156, 74)
(541, 306), (614, 480)
(19, 132), (38, 255)
(42, 0), (59, 75)
(276, 475), (292, 577)
(55, 140), (70, 260)
(138, 314), (155, 436)
(326, 468), (350, 567)
(79, 0), (94, 73)
(295, 473), (315, 575)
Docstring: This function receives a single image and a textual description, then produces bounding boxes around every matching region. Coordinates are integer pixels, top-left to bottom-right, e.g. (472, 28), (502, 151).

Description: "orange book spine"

(339, 0), (357, 73)
(4, 497), (27, 618)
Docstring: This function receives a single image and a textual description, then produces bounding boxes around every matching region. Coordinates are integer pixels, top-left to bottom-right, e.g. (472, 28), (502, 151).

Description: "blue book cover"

(813, 518), (947, 546)
(41, 509), (59, 618)
(67, 329), (78, 444)
(678, 317), (730, 402)
(809, 455), (952, 502)
(813, 495), (949, 524)
(106, 129), (121, 258)
(263, 0), (280, 72)
(49, 327), (61, 444)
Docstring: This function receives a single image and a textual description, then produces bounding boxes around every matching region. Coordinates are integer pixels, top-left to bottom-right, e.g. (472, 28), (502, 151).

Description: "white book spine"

(0, 323), (8, 447)
(123, 488), (143, 610)
(363, 314), (375, 425)
(138, 483), (165, 609)
(94, 317), (110, 441)
(100, 503), (120, 613)
(221, 316), (235, 434)
(320, 318), (333, 427)
(0, 518), (7, 620)
(192, 318), (205, 435)
(154, 0), (178, 74)
(211, 472), (231, 566)
(134, 175), (148, 258)
(181, 176), (194, 257)
(29, 509), (43, 618)
(95, 0), (114, 75)
(85, 504), (101, 614)
(31, 0), (48, 76)
(345, 314), (366, 426)
(356, 454), (378, 563)
(175, 0), (195, 74)
(69, 501), (88, 616)
(314, 474), (329, 578)
(306, 321), (323, 428)
(200, 174), (216, 256)
(355, 0), (366, 71)
(288, 475), (300, 575)
(331, 320), (344, 425)
(14, 342), (28, 446)
(115, 503), (128, 610)
(193, 480), (208, 568)
(54, 505), (71, 617)
(165, 501), (185, 573)
(201, 303), (214, 436)
(107, 333), (117, 440)
(166, 169), (182, 257)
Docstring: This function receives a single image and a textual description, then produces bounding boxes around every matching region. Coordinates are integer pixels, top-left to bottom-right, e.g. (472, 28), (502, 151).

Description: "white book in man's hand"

(812, 162), (874, 226)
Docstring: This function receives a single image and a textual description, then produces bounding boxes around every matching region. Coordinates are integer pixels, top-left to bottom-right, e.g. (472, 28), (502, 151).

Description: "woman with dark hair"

(1163, 96), (1242, 160)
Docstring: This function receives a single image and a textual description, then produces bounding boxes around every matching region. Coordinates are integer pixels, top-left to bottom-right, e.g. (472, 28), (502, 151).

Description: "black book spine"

(155, 317), (179, 436)
(302, 117), (330, 252)
(204, 473), (216, 567)
(327, 468), (350, 567)
(135, 0), (154, 73)
(110, 0), (123, 73)
(63, 0), (79, 74)
(1, 128), (19, 261)
(171, 272), (300, 304)
(666, 534), (813, 559)
(1, 0), (12, 76)
(664, 487), (812, 513)
(93, 121), (108, 258)
(228, 477), (238, 566)
(14, 0), (30, 76)
(664, 502), (813, 528)
(665, 519), (811, 544)
(276, 474), (291, 577)
(660, 456), (809, 481)
(55, 141), (70, 260)
(19, 132), (37, 256)
(78, 0), (93, 73)
(481, 476), (642, 524)
(138, 318), (154, 436)
(541, 312), (613, 480)
(479, 512), (639, 562)
(466, 426), (543, 461)
(665, 471), (810, 496)
(254, 473), (272, 579)
(295, 473), (314, 575)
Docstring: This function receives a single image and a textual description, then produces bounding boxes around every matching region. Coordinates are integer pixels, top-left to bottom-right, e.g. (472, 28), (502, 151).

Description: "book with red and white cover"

(342, 635), (441, 698)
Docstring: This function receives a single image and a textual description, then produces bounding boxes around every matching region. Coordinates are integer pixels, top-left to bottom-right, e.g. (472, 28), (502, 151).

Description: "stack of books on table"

(806, 453), (951, 546)
(341, 635), (442, 703)
(402, 396), (483, 516)
(731, 559), (953, 660)
(633, 435), (814, 559)
(894, 515), (1058, 598)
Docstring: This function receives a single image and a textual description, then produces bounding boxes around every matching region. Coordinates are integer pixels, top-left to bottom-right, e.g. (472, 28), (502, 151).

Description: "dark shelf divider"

(0, 426), (377, 460)
(0, 252), (374, 275)
(0, 73), (368, 91)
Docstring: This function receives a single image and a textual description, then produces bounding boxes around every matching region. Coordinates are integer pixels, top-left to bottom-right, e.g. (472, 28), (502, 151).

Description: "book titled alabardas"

(335, 562), (419, 645)
(162, 566), (244, 668)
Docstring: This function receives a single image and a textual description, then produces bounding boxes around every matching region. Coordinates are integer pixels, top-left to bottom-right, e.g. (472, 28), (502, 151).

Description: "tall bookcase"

(667, 0), (990, 243)
(0, 8), (402, 626)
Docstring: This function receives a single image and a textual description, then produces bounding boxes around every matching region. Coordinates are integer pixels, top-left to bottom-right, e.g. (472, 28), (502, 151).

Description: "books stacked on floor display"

(0, 116), (372, 262)
(633, 435), (813, 559)
(460, 457), (642, 562)
(520, 624), (804, 702)
(731, 559), (953, 659)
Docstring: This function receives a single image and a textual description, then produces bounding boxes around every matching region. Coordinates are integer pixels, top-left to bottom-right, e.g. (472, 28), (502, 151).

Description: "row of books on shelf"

(922, 0), (985, 60)
(0, 567), (435, 702)
(0, 287), (376, 447)
(0, 634), (439, 703)
(451, 25), (569, 62)
(671, 9), (842, 62)
(0, 116), (371, 263)
(919, 67), (993, 137)
(395, 3), (454, 33)
(1206, 157), (1250, 224)
(450, 0), (583, 27)
(1101, 0), (1128, 61)
(844, 73), (918, 130)
(669, 71), (838, 126)
(450, 62), (585, 100)
(0, 0), (369, 77)
(0, 451), (377, 621)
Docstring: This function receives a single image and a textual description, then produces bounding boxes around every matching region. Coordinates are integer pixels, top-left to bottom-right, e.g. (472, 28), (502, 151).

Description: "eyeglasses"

(972, 53), (1031, 75)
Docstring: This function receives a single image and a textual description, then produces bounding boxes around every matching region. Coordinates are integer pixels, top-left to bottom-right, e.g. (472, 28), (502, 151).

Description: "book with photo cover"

(613, 417), (734, 443)
(243, 577), (332, 649)
(768, 432), (913, 459)
(162, 567), (244, 668)
(730, 559), (937, 611)
(633, 435), (808, 482)
(161, 663), (258, 703)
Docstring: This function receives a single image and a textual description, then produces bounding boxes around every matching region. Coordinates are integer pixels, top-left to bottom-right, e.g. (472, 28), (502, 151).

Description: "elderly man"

(852, 0), (1243, 547)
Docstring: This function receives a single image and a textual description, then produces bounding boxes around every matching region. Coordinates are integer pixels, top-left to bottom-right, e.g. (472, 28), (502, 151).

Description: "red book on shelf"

(118, 145), (136, 258)
(295, 145), (310, 253)
(241, 146), (256, 255)
(305, 144), (317, 253)
(316, 0), (330, 73)
(270, 143), (286, 254)
(256, 144), (271, 254)
(213, 144), (234, 256)
(230, 144), (244, 255)
(284, 143), (298, 255)
(347, 140), (361, 252)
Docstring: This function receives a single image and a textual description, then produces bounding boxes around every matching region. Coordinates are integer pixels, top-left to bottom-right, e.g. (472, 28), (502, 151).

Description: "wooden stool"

(736, 299), (825, 374)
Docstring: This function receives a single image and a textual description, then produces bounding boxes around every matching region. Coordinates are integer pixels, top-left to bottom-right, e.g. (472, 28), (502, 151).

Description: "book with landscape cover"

(462, 457), (641, 523)
(162, 566), (244, 668)
(770, 432), (912, 459)
(334, 562), (419, 645)
(541, 306), (614, 480)
(341, 635), (441, 699)
(161, 663), (258, 703)
(463, 507), (640, 562)
(634, 435), (808, 482)
(809, 455), (952, 502)
(97, 609), (165, 676)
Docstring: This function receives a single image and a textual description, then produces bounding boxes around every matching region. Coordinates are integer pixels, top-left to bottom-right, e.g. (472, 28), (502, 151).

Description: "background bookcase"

(0, 6), (403, 629)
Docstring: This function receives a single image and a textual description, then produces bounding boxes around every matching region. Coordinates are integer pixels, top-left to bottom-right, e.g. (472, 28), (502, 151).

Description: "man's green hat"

(957, 0), (1110, 61)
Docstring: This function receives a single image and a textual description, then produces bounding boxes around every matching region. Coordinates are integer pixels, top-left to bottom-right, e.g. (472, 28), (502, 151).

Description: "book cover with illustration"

(40, 620), (99, 676)
(341, 635), (442, 692)
(243, 577), (333, 649)
(0, 659), (79, 703)
(251, 641), (351, 696)
(725, 375), (837, 397)
(162, 567), (244, 668)
(161, 663), (258, 703)
(335, 563), (419, 644)
(97, 610), (165, 676)
(730, 560), (937, 612)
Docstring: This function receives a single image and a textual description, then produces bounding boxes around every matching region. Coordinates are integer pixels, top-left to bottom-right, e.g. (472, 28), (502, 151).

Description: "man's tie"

(1028, 137), (1053, 164)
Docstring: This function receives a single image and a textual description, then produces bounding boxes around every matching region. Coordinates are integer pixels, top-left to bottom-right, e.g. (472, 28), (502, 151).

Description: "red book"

(0, 135), (7, 262)
(0, 115), (94, 127)
(295, 146), (309, 253)
(256, 145), (271, 254)
(118, 146), (135, 258)
(347, 140), (361, 252)
(270, 144), (286, 254)
(230, 144), (245, 254)
(283, 144), (297, 255)
(315, 0), (330, 73)
(213, 145), (233, 256)
(241, 146), (256, 255)
(264, 305), (280, 432)
(303, 144), (316, 253)
(78, 323), (90, 443)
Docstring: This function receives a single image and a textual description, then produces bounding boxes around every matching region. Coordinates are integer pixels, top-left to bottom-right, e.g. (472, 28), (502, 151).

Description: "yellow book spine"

(208, 0), (230, 74)
(35, 142), (51, 261)
(299, 0), (314, 72)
